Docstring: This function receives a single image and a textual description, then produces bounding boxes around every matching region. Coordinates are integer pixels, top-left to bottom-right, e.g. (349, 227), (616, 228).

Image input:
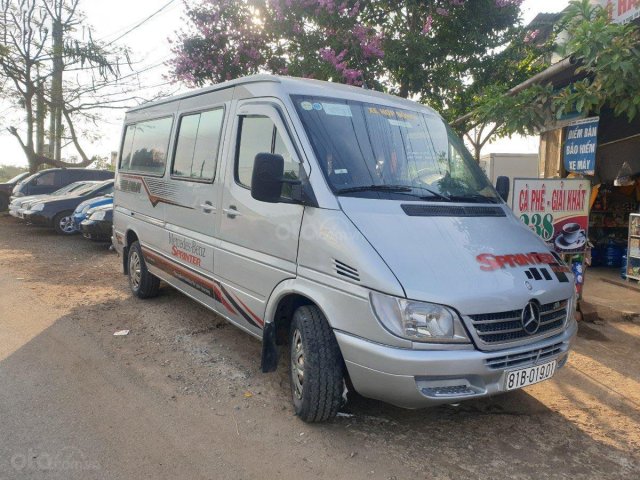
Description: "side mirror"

(251, 153), (295, 203)
(495, 176), (510, 203)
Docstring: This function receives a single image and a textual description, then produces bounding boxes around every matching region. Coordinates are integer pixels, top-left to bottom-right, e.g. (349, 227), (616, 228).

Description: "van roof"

(126, 74), (440, 117)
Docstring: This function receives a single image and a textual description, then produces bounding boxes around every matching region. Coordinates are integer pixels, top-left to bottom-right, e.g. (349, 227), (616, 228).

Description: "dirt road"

(0, 215), (639, 479)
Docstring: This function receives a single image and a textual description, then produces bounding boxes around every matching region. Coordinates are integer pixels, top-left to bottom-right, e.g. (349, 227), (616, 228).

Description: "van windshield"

(292, 96), (499, 203)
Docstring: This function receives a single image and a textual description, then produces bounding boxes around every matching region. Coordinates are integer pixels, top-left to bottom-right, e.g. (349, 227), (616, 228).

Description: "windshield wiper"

(336, 184), (414, 194)
(409, 186), (452, 202)
(446, 194), (500, 204)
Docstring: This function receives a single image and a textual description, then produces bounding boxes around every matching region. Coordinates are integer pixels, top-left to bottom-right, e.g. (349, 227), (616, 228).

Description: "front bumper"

(336, 319), (577, 409)
(8, 206), (22, 218)
(72, 212), (87, 231)
(80, 219), (112, 241)
(22, 210), (51, 226)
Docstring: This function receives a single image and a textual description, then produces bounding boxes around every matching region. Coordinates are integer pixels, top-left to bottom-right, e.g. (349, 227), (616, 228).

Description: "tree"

(0, 0), (139, 172)
(469, 0), (640, 138)
(170, 0), (533, 159)
(0, 164), (28, 181)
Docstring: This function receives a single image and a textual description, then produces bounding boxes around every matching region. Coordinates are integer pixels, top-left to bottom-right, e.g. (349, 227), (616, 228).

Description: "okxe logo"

(521, 301), (541, 335)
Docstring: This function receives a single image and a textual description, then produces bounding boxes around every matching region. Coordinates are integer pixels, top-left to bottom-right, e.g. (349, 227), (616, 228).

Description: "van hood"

(339, 197), (574, 315)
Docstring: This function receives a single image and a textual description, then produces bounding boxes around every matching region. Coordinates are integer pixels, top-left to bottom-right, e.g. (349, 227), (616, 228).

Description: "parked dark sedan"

(11, 168), (113, 199)
(23, 180), (114, 235)
(0, 171), (30, 211)
(80, 204), (113, 242)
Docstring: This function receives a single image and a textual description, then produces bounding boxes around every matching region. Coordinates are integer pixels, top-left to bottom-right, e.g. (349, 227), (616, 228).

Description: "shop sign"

(593, 0), (640, 24)
(563, 117), (599, 176)
(512, 178), (591, 254)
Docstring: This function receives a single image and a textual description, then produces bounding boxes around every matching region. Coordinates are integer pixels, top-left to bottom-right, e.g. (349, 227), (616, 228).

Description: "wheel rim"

(129, 251), (142, 290)
(291, 328), (305, 400)
(59, 215), (75, 234)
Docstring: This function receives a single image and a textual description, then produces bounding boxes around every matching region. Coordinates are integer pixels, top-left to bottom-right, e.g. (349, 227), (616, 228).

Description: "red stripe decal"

(141, 247), (237, 316)
(231, 293), (264, 327)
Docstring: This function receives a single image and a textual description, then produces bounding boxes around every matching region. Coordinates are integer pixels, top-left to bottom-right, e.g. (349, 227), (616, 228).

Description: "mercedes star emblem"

(521, 301), (541, 335)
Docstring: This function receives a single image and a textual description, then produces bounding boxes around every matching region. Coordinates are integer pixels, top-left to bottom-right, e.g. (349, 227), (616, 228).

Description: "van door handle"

(200, 201), (216, 214)
(223, 205), (241, 218)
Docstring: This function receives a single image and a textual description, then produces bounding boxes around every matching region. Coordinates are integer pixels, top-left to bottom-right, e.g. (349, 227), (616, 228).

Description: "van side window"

(172, 108), (224, 181)
(35, 171), (57, 186)
(236, 116), (299, 197)
(120, 125), (136, 171)
(120, 117), (173, 175)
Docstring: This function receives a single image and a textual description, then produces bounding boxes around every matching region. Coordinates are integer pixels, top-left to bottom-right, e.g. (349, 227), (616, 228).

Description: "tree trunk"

(36, 81), (45, 156)
(51, 17), (64, 162)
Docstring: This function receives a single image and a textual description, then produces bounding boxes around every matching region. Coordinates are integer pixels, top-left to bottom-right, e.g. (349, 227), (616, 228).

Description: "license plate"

(505, 360), (556, 391)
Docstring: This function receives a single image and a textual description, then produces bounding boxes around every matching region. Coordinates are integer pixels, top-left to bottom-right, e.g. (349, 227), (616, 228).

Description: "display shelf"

(628, 213), (640, 282)
(589, 225), (628, 228)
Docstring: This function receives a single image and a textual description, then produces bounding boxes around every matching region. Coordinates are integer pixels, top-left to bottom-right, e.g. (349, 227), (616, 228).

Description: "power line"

(101, 0), (178, 44)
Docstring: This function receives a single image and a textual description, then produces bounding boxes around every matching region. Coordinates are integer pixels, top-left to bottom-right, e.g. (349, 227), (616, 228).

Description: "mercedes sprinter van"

(113, 75), (577, 422)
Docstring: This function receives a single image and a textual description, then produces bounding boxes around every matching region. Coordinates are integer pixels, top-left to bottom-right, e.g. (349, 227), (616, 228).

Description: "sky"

(0, 0), (571, 168)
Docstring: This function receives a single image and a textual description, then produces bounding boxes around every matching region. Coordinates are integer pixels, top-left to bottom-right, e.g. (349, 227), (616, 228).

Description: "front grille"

(421, 385), (478, 397)
(468, 300), (568, 345)
(485, 342), (565, 369)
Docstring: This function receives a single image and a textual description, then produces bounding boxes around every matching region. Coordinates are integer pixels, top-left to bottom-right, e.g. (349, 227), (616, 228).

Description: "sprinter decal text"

(476, 252), (557, 271)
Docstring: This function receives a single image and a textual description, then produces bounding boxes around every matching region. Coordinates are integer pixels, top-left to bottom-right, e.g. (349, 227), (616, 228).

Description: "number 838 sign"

(519, 213), (554, 241)
(512, 178), (590, 254)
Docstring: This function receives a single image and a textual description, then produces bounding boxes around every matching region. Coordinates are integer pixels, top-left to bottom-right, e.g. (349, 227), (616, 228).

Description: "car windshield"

(293, 96), (499, 203)
(73, 182), (108, 196)
(85, 181), (113, 195)
(52, 181), (89, 196)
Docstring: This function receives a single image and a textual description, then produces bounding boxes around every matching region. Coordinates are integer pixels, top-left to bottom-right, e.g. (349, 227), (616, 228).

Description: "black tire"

(53, 210), (76, 235)
(0, 195), (8, 212)
(289, 305), (344, 423)
(127, 241), (160, 299)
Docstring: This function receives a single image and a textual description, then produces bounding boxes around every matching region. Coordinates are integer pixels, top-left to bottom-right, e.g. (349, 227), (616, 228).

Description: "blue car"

(72, 194), (113, 231)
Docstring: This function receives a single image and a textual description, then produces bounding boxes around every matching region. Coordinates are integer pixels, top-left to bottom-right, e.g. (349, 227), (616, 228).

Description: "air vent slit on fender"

(334, 259), (360, 281)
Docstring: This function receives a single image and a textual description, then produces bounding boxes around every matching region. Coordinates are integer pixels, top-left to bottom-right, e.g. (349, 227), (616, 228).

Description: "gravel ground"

(0, 214), (639, 479)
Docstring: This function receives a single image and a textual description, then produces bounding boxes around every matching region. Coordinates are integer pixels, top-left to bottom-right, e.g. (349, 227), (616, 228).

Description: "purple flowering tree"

(171, 1), (524, 92)
(170, 1), (534, 158)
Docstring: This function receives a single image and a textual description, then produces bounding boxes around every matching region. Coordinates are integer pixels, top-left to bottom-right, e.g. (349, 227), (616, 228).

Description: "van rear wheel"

(289, 305), (344, 422)
(128, 241), (160, 299)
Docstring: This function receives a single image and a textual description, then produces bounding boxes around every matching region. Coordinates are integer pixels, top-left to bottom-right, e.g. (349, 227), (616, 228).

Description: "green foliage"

(0, 165), (29, 183)
(171, 1), (528, 115)
(92, 156), (115, 171)
(472, 0), (640, 135)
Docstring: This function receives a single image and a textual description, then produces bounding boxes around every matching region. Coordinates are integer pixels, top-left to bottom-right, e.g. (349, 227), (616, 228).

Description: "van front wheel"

(289, 305), (344, 422)
(128, 241), (160, 299)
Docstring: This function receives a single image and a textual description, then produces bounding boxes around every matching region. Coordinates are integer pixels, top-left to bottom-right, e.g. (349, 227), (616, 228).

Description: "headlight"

(90, 210), (106, 221)
(370, 292), (470, 343)
(567, 290), (578, 324)
(30, 203), (45, 211)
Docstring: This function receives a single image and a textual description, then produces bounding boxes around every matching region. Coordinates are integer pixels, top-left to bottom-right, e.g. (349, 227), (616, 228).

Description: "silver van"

(113, 75), (577, 422)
